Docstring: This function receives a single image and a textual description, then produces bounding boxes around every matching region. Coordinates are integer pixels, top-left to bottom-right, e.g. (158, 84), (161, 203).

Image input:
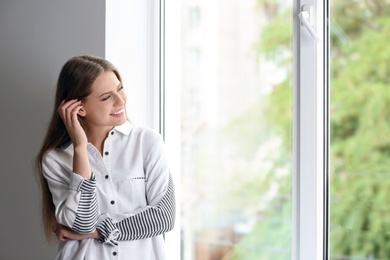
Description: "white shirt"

(42, 122), (175, 260)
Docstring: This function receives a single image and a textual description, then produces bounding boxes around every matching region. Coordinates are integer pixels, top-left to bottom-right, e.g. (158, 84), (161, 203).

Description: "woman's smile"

(110, 108), (125, 117)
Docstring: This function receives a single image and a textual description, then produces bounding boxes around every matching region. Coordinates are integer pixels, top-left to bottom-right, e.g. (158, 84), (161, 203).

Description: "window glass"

(176, 1), (293, 259)
(330, 1), (390, 259)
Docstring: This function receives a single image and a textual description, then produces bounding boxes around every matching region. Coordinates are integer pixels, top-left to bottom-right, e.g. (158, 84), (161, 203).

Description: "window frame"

(124, 0), (331, 259)
(293, 0), (329, 259)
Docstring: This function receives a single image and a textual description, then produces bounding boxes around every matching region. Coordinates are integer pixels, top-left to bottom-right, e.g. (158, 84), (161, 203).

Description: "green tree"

(330, 14), (390, 259)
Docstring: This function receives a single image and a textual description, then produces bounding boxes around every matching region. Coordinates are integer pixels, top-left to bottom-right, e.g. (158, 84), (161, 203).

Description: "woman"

(36, 55), (175, 260)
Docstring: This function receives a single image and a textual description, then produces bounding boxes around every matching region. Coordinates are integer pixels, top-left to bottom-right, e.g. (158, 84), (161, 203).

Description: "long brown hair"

(36, 55), (122, 241)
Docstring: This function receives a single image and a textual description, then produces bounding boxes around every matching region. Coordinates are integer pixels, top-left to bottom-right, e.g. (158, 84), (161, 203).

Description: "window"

(107, 0), (331, 259)
(167, 0), (296, 259)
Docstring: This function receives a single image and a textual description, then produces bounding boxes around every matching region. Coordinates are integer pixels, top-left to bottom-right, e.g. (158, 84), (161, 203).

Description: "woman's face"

(80, 70), (127, 131)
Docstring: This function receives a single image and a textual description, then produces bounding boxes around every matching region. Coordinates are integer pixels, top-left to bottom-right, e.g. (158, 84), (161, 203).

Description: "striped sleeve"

(97, 175), (175, 245)
(71, 174), (99, 234)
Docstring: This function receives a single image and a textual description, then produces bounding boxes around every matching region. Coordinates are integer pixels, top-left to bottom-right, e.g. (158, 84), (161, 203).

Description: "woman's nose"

(114, 93), (125, 106)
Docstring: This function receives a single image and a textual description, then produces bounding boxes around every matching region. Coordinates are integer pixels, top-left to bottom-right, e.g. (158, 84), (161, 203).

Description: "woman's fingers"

(55, 224), (71, 241)
(53, 223), (101, 241)
(65, 102), (82, 128)
(55, 224), (91, 241)
(57, 99), (88, 146)
(58, 99), (84, 132)
(58, 99), (82, 124)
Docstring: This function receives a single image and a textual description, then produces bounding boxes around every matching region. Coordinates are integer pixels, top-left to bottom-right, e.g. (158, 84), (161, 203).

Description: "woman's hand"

(58, 99), (92, 179)
(52, 223), (101, 241)
(57, 99), (88, 148)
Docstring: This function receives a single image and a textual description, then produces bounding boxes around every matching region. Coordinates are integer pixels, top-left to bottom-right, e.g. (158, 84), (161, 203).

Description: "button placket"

(96, 137), (117, 212)
(102, 135), (112, 170)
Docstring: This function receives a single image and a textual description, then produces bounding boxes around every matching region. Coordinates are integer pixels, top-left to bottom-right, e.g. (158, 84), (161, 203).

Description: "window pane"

(330, 1), (390, 259)
(173, 1), (293, 259)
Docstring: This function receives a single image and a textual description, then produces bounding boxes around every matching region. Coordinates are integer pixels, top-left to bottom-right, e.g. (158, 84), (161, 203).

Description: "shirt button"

(105, 151), (109, 156)
(111, 200), (115, 205)
(111, 131), (114, 135)
(113, 251), (117, 256)
(105, 175), (109, 179)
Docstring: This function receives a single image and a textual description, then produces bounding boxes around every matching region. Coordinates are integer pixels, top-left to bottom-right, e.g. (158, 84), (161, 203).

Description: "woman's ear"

(77, 106), (87, 117)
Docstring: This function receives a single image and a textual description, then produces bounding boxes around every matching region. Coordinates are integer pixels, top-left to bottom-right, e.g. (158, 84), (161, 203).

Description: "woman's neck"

(84, 126), (114, 155)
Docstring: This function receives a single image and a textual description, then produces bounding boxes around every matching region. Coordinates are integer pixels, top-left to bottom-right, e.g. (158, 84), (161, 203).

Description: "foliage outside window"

(245, 0), (390, 259)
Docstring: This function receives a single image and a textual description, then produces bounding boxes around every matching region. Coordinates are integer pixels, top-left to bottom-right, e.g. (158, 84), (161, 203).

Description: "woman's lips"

(110, 108), (125, 116)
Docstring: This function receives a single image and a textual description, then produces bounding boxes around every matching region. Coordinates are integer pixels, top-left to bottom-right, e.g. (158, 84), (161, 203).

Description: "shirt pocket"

(115, 176), (147, 210)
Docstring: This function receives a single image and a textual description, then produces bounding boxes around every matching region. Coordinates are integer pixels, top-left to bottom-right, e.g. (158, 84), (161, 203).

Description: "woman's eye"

(102, 95), (111, 101)
(118, 86), (124, 92)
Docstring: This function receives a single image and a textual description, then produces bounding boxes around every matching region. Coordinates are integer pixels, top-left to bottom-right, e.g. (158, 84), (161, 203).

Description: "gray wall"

(0, 0), (105, 258)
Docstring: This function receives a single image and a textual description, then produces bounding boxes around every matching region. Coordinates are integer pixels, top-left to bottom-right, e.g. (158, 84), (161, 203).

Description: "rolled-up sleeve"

(42, 152), (98, 234)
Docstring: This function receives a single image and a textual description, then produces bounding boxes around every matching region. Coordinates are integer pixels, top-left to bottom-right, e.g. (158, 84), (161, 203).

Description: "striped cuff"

(115, 175), (175, 241)
(71, 173), (98, 234)
(97, 218), (121, 246)
(79, 173), (96, 192)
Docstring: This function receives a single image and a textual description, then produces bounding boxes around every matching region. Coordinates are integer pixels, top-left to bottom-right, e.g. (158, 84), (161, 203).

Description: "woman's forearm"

(55, 224), (102, 241)
(73, 145), (92, 179)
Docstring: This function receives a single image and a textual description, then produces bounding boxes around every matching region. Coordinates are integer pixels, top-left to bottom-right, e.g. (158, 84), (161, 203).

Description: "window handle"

(298, 5), (320, 41)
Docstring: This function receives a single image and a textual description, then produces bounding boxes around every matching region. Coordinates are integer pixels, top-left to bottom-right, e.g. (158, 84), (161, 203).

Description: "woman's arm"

(43, 155), (99, 234)
(52, 223), (101, 241)
(97, 175), (175, 245)
(96, 132), (176, 246)
(41, 99), (98, 234)
(57, 99), (92, 179)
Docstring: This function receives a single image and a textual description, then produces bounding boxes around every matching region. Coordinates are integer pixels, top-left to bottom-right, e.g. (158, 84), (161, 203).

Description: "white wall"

(0, 0), (105, 258)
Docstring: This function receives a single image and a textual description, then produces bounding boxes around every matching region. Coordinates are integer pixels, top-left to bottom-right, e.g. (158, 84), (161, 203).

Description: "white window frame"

(163, 1), (182, 259)
(165, 0), (331, 259)
(106, 0), (330, 259)
(293, 0), (329, 259)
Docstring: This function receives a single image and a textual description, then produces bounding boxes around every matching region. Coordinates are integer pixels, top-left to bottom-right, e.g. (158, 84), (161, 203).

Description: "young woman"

(36, 55), (175, 260)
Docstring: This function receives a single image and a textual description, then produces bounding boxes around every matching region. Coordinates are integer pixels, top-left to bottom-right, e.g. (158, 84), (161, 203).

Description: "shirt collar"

(113, 121), (133, 136)
(61, 121), (133, 150)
